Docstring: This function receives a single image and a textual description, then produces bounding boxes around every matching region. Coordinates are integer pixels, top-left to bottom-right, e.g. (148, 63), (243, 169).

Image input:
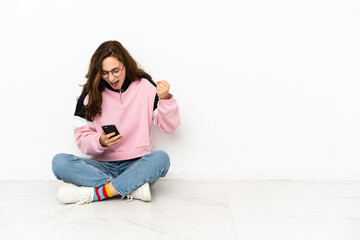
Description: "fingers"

(156, 80), (170, 88)
(105, 135), (123, 147)
(105, 132), (116, 138)
(101, 131), (124, 147)
(157, 85), (168, 92)
(106, 135), (123, 147)
(101, 130), (119, 140)
(156, 80), (171, 99)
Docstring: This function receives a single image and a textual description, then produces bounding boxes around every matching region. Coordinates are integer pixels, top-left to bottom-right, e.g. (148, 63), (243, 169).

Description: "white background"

(0, 0), (359, 180)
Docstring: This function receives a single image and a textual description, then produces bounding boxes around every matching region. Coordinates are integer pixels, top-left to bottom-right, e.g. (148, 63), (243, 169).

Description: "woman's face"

(101, 56), (126, 90)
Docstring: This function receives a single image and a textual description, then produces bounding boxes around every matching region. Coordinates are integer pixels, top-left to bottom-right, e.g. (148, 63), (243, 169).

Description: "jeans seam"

(110, 157), (169, 196)
(111, 182), (126, 196)
(146, 165), (169, 185)
(112, 166), (167, 196)
(80, 159), (111, 186)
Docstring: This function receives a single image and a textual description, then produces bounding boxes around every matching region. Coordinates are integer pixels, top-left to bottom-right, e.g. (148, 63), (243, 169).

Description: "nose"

(108, 73), (116, 82)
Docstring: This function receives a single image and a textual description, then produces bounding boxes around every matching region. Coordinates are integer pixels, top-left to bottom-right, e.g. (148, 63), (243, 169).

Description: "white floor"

(1, 180), (360, 240)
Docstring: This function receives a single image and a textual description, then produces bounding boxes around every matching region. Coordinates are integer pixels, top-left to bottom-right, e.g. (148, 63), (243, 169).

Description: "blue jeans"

(52, 150), (170, 196)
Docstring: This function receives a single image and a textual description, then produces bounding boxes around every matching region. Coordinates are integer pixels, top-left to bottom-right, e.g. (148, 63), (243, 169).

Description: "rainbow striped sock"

(93, 183), (113, 201)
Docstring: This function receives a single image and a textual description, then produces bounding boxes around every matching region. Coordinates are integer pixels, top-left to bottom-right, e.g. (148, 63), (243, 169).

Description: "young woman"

(52, 40), (180, 204)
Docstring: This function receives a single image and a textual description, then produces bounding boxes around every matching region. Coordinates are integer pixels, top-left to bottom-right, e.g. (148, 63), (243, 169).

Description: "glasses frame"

(101, 65), (124, 79)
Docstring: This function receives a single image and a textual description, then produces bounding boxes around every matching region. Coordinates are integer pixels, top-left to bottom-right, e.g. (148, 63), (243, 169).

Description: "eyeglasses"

(101, 66), (124, 79)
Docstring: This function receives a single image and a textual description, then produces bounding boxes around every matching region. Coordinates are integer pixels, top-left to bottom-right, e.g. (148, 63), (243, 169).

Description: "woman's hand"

(156, 80), (170, 99)
(99, 130), (124, 147)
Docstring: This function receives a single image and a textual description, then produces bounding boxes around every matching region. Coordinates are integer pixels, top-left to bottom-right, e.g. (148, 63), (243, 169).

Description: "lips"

(111, 80), (119, 86)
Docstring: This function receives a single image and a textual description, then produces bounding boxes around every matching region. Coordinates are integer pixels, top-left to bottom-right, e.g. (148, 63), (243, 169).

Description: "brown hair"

(82, 40), (151, 121)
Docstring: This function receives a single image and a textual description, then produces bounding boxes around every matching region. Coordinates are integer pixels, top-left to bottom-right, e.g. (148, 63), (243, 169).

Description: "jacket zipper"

(119, 89), (123, 104)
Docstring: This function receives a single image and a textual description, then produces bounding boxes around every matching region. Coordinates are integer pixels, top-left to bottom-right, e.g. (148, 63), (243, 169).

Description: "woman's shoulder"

(74, 89), (89, 118)
(137, 75), (156, 88)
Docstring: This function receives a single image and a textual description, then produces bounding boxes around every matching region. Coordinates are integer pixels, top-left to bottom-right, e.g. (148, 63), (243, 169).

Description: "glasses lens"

(113, 70), (121, 77)
(102, 73), (108, 79)
(102, 67), (122, 79)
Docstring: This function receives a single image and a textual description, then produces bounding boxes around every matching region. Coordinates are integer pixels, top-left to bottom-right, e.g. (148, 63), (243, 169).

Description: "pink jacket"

(73, 77), (180, 161)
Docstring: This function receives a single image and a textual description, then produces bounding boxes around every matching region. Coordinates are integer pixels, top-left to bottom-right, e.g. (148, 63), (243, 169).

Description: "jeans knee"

(52, 153), (70, 179)
(153, 150), (170, 169)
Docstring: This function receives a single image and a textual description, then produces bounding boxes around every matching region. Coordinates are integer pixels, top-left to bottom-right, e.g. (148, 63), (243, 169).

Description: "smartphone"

(102, 125), (120, 138)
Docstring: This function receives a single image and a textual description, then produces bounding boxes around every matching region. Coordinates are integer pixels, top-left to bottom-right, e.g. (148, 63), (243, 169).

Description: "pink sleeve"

(153, 94), (181, 133)
(74, 125), (109, 156)
(73, 93), (109, 156)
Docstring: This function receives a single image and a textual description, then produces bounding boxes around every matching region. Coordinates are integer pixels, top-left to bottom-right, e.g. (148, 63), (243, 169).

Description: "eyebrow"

(102, 66), (120, 72)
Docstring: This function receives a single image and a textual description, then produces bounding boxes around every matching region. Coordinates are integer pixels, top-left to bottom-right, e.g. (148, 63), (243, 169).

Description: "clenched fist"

(156, 80), (170, 99)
